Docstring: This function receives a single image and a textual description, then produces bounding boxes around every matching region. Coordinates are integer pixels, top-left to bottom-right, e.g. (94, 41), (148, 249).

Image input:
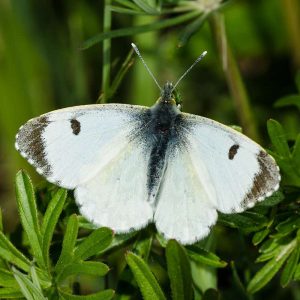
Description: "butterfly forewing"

(183, 113), (281, 213)
(15, 104), (148, 189)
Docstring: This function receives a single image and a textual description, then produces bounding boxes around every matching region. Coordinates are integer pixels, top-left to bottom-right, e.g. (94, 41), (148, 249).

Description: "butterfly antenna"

(131, 43), (162, 92)
(172, 51), (207, 91)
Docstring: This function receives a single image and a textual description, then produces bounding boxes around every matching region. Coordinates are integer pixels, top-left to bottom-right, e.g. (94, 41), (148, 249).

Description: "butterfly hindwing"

(154, 145), (218, 244)
(15, 104), (148, 189)
(75, 140), (153, 232)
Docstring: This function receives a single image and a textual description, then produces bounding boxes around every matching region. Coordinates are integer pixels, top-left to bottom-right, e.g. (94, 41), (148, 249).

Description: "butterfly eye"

(228, 144), (239, 160)
(70, 119), (81, 135)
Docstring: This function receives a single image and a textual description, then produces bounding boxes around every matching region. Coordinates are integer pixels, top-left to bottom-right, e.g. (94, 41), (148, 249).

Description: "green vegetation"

(0, 0), (300, 299)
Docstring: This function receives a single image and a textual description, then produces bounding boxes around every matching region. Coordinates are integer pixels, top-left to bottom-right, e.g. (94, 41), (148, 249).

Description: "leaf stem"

(102, 0), (112, 103)
(281, 0), (300, 68)
(210, 13), (260, 142)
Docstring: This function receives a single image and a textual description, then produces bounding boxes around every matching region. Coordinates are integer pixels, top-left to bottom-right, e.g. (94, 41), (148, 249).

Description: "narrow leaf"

(110, 5), (145, 15)
(114, 0), (143, 10)
(252, 228), (270, 246)
(219, 211), (268, 233)
(30, 265), (42, 294)
(274, 95), (300, 110)
(59, 288), (114, 300)
(247, 240), (296, 293)
(178, 13), (208, 47)
(166, 240), (193, 300)
(12, 267), (47, 300)
(57, 261), (109, 283)
(187, 246), (227, 268)
(296, 70), (300, 93)
(258, 191), (284, 207)
(73, 227), (113, 261)
(280, 245), (300, 287)
(292, 134), (300, 174)
(41, 189), (67, 269)
(55, 214), (79, 274)
(276, 216), (300, 235)
(267, 119), (290, 157)
(81, 11), (200, 49)
(15, 170), (44, 268)
(133, 0), (159, 14)
(0, 268), (18, 288)
(202, 289), (220, 300)
(126, 252), (166, 300)
(0, 232), (31, 271)
(0, 288), (23, 298)
(0, 208), (3, 231)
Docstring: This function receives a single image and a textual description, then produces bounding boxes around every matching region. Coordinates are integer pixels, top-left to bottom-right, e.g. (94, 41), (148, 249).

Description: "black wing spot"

(228, 144), (239, 160)
(71, 119), (81, 135)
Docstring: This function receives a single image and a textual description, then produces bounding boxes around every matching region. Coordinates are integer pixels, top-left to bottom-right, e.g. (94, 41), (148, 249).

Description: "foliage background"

(0, 0), (300, 299)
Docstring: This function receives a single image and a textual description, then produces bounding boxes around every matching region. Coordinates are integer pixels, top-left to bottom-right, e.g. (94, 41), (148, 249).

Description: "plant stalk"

(101, 0), (112, 103)
(210, 13), (260, 142)
(281, 0), (300, 68)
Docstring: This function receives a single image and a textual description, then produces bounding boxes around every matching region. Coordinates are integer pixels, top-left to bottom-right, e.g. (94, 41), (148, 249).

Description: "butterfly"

(15, 44), (280, 245)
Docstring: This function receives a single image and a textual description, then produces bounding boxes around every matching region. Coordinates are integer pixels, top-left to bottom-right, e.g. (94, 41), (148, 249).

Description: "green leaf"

(15, 170), (44, 268)
(134, 230), (153, 261)
(276, 216), (300, 235)
(57, 261), (109, 283)
(295, 70), (300, 93)
(100, 232), (138, 255)
(0, 268), (18, 288)
(186, 246), (227, 268)
(55, 214), (79, 274)
(280, 245), (300, 287)
(247, 239), (296, 293)
(294, 263), (300, 280)
(110, 5), (145, 15)
(166, 240), (193, 300)
(30, 265), (43, 293)
(274, 95), (300, 110)
(0, 231), (31, 271)
(0, 288), (23, 298)
(270, 151), (300, 187)
(267, 119), (290, 157)
(114, 0), (141, 10)
(258, 191), (284, 207)
(41, 189), (67, 270)
(73, 227), (113, 261)
(59, 288), (115, 300)
(81, 11), (200, 49)
(12, 267), (47, 300)
(0, 208), (3, 232)
(126, 252), (166, 300)
(178, 13), (208, 47)
(202, 288), (220, 300)
(252, 228), (270, 246)
(292, 134), (300, 174)
(218, 211), (268, 233)
(132, 0), (159, 14)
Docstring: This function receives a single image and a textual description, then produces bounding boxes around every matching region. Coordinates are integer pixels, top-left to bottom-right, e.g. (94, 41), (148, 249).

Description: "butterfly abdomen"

(139, 102), (190, 204)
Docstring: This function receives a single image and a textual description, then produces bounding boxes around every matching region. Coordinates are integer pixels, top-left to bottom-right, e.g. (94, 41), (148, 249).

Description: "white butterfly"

(15, 44), (280, 245)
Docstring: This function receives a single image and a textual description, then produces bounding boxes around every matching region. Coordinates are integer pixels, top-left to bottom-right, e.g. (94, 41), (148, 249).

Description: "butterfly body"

(15, 82), (280, 244)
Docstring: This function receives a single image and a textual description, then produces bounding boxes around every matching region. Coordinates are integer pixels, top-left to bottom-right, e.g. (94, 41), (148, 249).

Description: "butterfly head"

(159, 82), (182, 109)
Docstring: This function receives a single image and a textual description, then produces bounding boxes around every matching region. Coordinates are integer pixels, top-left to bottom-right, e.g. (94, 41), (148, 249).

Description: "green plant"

(1, 0), (300, 299)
